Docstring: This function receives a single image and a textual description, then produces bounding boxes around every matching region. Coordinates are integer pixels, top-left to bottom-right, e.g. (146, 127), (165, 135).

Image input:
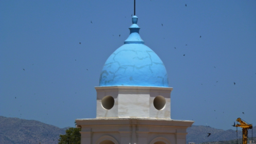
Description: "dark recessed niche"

(153, 96), (166, 110)
(101, 96), (115, 110)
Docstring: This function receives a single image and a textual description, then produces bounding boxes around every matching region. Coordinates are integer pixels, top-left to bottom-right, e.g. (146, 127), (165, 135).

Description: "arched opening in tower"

(100, 140), (115, 144)
(154, 141), (166, 144)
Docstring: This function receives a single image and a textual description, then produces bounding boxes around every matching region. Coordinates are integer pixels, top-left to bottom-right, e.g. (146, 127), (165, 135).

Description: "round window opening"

(153, 96), (166, 110)
(101, 96), (115, 110)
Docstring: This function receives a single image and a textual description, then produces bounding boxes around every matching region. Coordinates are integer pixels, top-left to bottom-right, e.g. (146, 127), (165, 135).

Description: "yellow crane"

(235, 118), (253, 144)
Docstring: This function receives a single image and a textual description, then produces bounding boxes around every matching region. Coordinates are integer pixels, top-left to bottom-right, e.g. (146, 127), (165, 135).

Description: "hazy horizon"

(1, 1), (256, 130)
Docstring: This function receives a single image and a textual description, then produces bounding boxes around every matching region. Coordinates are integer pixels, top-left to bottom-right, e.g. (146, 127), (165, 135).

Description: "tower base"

(76, 118), (193, 144)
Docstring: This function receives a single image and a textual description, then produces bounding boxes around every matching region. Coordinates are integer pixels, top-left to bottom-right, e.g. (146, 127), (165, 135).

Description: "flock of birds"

(20, 20), (242, 140)
(16, 3), (255, 141)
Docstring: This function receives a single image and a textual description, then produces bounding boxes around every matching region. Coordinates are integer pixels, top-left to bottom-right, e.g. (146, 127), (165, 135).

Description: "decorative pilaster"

(119, 131), (131, 144)
(137, 131), (148, 144)
(80, 128), (91, 144)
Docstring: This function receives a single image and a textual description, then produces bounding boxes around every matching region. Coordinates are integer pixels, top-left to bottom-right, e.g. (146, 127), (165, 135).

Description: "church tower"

(76, 11), (193, 144)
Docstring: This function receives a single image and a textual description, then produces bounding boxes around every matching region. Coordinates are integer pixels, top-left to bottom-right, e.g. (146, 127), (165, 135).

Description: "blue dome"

(99, 16), (169, 87)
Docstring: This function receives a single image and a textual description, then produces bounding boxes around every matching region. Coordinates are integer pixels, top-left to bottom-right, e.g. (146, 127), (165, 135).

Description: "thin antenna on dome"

(134, 0), (136, 15)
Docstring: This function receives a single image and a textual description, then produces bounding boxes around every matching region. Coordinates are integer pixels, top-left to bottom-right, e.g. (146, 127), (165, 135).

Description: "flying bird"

(183, 54), (185, 56)
(23, 68), (25, 71)
(161, 24), (163, 26)
(185, 4), (187, 7)
(242, 112), (244, 114)
(207, 133), (211, 137)
(200, 35), (202, 38)
(79, 42), (81, 44)
(119, 34), (121, 37)
(15, 97), (16, 99)
(234, 82), (236, 85)
(174, 47), (176, 49)
(91, 21), (92, 23)
(232, 122), (236, 127)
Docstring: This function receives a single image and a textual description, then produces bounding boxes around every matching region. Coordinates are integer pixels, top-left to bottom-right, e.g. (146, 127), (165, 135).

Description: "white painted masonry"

(76, 86), (193, 144)
(76, 118), (193, 144)
(95, 86), (172, 119)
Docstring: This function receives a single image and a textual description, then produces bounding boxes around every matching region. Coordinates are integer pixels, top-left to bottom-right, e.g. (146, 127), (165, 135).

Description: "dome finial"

(124, 0), (143, 44)
(134, 0), (136, 16)
(132, 15), (138, 24)
(124, 15), (143, 44)
(132, 0), (138, 24)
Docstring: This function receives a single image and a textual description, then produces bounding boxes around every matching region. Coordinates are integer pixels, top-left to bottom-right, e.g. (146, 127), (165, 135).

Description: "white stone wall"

(76, 86), (193, 144)
(76, 118), (193, 144)
(95, 86), (173, 119)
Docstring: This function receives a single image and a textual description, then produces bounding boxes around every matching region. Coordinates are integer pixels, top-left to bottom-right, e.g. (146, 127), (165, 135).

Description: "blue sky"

(1, 1), (256, 130)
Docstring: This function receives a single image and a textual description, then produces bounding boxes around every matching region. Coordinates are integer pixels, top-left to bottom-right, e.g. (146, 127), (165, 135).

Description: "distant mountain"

(201, 137), (256, 144)
(187, 125), (256, 143)
(0, 116), (66, 144)
(0, 116), (255, 144)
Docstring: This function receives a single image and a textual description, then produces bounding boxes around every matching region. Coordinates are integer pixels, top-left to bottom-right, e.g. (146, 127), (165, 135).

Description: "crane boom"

(235, 118), (252, 144)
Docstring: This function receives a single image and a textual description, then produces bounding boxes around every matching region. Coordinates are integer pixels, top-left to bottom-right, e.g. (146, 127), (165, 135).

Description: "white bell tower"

(76, 3), (193, 143)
